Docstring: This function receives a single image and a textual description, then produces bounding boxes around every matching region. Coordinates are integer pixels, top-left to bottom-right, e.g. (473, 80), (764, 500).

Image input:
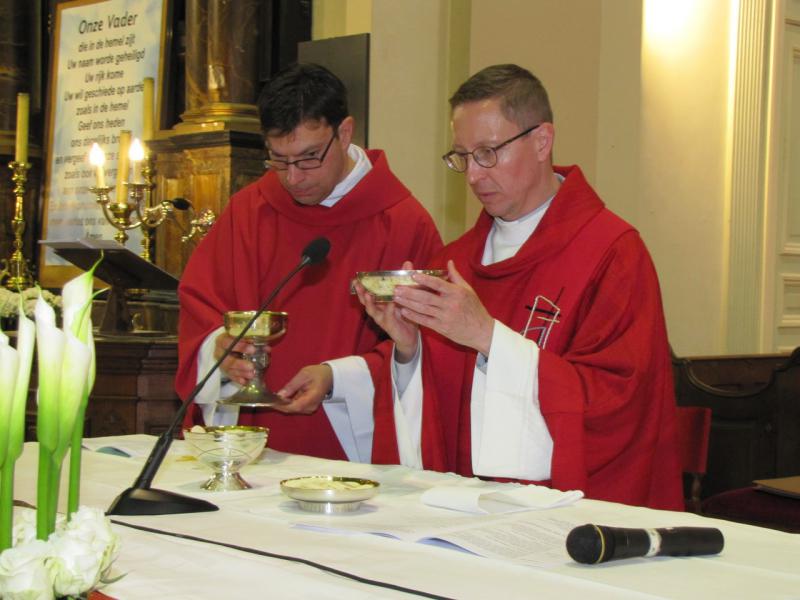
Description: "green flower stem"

(67, 404), (87, 517)
(36, 449), (52, 540)
(47, 457), (62, 534)
(0, 464), (13, 550)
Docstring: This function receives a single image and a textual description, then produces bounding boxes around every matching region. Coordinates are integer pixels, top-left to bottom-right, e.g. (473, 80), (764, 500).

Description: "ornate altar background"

(1, 0), (312, 283)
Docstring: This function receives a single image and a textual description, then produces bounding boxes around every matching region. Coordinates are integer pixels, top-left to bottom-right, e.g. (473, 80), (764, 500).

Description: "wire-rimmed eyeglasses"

(442, 123), (541, 173)
(264, 134), (336, 171)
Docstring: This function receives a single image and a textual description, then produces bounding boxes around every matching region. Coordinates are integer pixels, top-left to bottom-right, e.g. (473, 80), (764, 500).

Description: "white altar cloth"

(11, 438), (800, 599)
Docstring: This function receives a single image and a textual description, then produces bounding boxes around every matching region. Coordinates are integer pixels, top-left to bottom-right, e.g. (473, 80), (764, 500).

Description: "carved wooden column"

(151, 0), (265, 277)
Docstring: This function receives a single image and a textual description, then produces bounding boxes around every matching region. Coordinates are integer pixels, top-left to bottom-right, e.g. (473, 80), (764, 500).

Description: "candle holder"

(181, 207), (217, 244)
(1, 161), (35, 291)
(91, 153), (174, 262)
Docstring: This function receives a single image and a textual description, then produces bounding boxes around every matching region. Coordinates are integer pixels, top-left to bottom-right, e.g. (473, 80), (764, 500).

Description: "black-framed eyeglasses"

(442, 124), (541, 173)
(264, 133), (337, 171)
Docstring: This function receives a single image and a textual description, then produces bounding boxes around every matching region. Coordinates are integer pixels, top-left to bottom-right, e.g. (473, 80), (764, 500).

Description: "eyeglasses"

(264, 134), (336, 171)
(442, 124), (541, 173)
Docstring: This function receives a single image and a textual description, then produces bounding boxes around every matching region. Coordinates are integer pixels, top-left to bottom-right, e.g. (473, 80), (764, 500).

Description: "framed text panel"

(40, 0), (170, 287)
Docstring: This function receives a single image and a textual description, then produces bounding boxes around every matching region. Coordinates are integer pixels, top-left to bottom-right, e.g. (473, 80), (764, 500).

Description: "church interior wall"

(314, 0), (744, 357)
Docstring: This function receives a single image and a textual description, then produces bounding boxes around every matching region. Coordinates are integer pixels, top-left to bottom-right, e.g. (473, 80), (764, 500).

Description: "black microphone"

(170, 197), (192, 211)
(107, 237), (331, 516)
(566, 524), (724, 564)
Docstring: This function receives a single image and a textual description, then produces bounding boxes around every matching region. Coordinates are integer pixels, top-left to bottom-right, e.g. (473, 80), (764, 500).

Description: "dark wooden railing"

(672, 347), (800, 498)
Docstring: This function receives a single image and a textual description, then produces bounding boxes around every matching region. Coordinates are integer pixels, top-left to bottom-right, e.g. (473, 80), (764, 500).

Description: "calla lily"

(0, 334), (20, 468)
(0, 337), (20, 551)
(0, 301), (35, 551)
(34, 296), (66, 539)
(35, 257), (101, 538)
(60, 264), (100, 516)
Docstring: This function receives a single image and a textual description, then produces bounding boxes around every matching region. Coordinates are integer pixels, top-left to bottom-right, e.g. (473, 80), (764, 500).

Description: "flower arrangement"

(0, 506), (119, 599)
(0, 288), (61, 319)
(0, 261), (120, 599)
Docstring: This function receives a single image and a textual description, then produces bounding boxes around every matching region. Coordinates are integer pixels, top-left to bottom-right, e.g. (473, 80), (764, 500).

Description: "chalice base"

(217, 381), (286, 408)
(202, 471), (252, 492)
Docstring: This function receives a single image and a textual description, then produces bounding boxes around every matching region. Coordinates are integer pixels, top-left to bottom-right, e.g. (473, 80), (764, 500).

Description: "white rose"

(61, 506), (120, 573)
(47, 533), (103, 597)
(12, 508), (38, 547)
(0, 539), (55, 600)
(12, 509), (65, 547)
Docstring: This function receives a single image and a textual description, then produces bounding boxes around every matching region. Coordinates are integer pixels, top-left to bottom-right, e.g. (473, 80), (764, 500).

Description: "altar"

(11, 437), (800, 599)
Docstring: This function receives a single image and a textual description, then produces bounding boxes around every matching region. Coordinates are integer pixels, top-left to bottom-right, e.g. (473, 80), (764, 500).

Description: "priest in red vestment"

(176, 64), (442, 461)
(356, 64), (683, 510)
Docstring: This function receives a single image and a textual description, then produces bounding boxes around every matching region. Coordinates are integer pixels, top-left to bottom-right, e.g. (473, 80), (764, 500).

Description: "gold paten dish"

(356, 269), (446, 302)
(280, 475), (380, 513)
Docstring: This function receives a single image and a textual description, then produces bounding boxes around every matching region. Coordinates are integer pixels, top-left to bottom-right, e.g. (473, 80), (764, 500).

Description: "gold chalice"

(217, 310), (288, 407)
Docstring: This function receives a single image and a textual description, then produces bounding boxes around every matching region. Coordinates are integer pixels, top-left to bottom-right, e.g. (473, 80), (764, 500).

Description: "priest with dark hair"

(176, 63), (442, 461)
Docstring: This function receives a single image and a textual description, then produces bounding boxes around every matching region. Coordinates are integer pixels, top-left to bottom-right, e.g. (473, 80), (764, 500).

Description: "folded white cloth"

(421, 484), (583, 514)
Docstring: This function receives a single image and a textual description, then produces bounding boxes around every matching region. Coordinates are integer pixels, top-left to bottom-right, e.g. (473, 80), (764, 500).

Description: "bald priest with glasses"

(176, 63), (442, 461)
(354, 64), (683, 510)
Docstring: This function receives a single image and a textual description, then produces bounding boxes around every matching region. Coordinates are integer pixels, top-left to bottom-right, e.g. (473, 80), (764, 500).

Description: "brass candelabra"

(1, 161), (35, 291)
(181, 206), (217, 244)
(91, 154), (174, 262)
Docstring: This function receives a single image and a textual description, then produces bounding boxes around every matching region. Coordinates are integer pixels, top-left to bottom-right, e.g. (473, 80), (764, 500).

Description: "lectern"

(41, 239), (179, 334)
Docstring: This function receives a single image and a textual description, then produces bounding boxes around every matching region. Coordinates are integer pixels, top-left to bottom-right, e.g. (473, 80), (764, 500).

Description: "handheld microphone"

(566, 524), (724, 564)
(107, 237), (331, 516)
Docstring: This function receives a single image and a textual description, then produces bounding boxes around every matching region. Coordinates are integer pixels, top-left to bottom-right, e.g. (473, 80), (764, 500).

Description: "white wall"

(314, 0), (756, 356)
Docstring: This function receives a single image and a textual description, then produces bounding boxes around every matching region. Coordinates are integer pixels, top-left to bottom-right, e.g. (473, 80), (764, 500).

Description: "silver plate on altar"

(280, 475), (380, 513)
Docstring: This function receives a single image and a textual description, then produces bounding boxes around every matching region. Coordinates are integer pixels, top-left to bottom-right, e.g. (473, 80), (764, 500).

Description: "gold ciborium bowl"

(183, 426), (269, 491)
(356, 270), (447, 302)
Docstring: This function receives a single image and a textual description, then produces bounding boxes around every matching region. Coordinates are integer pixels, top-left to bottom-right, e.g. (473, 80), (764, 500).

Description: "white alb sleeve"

(471, 320), (553, 480)
(195, 326), (240, 426)
(320, 343), (424, 469)
(391, 343), (423, 469)
(323, 356), (375, 462)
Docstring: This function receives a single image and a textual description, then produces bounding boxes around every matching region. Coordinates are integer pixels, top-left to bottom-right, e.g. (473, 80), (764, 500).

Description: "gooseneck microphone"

(107, 237), (331, 516)
(566, 524), (724, 564)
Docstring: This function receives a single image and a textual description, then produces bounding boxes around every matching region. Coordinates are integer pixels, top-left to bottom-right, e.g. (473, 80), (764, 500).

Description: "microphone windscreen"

(566, 524), (605, 564)
(303, 237), (331, 265)
(171, 197), (192, 210)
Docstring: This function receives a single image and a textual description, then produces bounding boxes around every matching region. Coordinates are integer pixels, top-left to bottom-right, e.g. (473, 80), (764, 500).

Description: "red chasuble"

(371, 165), (683, 511)
(177, 150), (443, 460)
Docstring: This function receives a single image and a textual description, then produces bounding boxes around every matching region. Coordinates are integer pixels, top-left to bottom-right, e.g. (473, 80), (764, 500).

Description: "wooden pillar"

(150, 0), (266, 277)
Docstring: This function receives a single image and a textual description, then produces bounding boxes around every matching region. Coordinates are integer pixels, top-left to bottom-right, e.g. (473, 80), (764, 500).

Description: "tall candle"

(88, 143), (106, 188)
(128, 138), (144, 184)
(15, 93), (29, 164)
(142, 78), (154, 141)
(115, 130), (131, 204)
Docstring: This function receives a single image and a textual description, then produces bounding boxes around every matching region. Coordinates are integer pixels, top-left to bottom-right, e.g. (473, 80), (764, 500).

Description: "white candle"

(128, 138), (145, 184)
(88, 143), (106, 188)
(15, 93), (29, 164)
(115, 130), (131, 204)
(142, 77), (155, 141)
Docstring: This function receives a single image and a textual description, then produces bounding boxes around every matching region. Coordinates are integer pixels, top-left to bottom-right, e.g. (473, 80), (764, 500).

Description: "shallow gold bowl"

(356, 270), (446, 302)
(281, 475), (380, 513)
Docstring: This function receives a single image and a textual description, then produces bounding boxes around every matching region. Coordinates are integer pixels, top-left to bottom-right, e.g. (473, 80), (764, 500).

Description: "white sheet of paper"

(421, 485), (584, 514)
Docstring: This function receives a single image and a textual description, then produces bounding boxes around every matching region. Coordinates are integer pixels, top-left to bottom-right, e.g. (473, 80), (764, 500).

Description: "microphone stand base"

(107, 486), (218, 516)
